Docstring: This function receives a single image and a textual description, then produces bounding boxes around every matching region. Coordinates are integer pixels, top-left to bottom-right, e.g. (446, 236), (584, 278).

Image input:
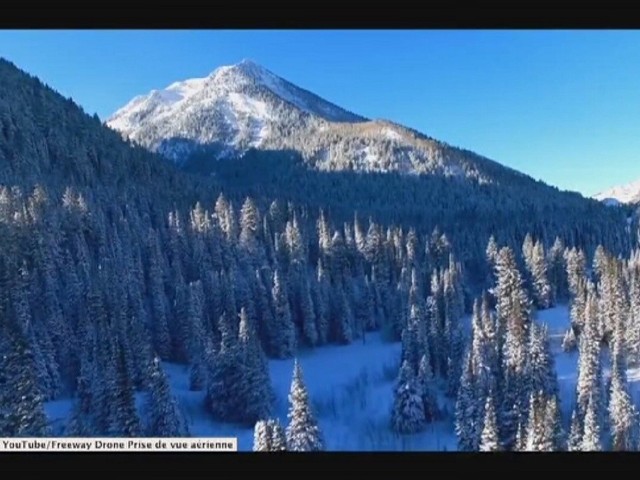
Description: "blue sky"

(1, 30), (639, 196)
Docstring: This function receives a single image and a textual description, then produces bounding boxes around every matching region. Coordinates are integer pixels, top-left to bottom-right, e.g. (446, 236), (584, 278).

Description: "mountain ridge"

(106, 60), (538, 185)
(593, 178), (640, 205)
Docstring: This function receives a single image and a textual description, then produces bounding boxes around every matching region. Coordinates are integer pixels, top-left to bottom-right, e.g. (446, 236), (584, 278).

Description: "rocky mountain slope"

(107, 60), (528, 184)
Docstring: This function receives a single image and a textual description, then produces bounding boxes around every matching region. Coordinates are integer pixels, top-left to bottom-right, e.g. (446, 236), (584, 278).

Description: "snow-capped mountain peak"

(107, 60), (366, 162)
(593, 177), (640, 205)
(107, 60), (527, 182)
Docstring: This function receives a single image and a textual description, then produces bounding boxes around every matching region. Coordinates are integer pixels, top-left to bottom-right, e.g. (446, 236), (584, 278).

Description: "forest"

(1, 58), (639, 451)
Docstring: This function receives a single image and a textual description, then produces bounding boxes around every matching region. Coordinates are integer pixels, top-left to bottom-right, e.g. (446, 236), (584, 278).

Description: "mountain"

(107, 60), (529, 183)
(105, 59), (634, 279)
(108, 60), (364, 164)
(1, 55), (639, 452)
(593, 178), (640, 205)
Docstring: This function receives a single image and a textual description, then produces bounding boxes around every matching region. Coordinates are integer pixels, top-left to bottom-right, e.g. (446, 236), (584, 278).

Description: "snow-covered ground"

(164, 333), (456, 451)
(45, 304), (640, 450)
(535, 305), (640, 419)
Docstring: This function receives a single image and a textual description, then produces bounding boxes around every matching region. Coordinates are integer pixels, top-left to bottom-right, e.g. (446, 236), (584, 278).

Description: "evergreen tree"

(581, 395), (602, 451)
(528, 241), (553, 309)
(238, 307), (273, 425)
(286, 361), (324, 451)
(269, 418), (287, 451)
(270, 269), (296, 358)
(479, 394), (500, 452)
(548, 237), (568, 301)
(545, 395), (564, 451)
(608, 360), (637, 451)
(391, 360), (426, 434)
(0, 318), (51, 436)
(455, 352), (480, 451)
(417, 353), (438, 422)
(206, 313), (245, 423)
(494, 247), (531, 449)
(107, 347), (142, 437)
(253, 420), (272, 452)
(254, 418), (287, 451)
(146, 357), (189, 436)
(567, 408), (583, 452)
(187, 280), (206, 390)
(576, 284), (603, 419)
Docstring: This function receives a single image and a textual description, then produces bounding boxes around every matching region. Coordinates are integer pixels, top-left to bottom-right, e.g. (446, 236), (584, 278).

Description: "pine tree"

(608, 359), (637, 451)
(494, 247), (531, 449)
(254, 418), (287, 451)
(527, 323), (557, 397)
(238, 307), (273, 425)
(455, 352), (480, 451)
(524, 392), (553, 451)
(146, 357), (189, 436)
(567, 408), (583, 451)
(187, 281), (206, 390)
(581, 395), (602, 451)
(390, 360), (426, 434)
(270, 269), (296, 358)
(576, 284), (603, 418)
(545, 395), (564, 451)
(253, 420), (272, 452)
(269, 418), (287, 451)
(528, 241), (553, 309)
(547, 237), (568, 302)
(479, 394), (500, 452)
(417, 354), (438, 422)
(206, 313), (245, 423)
(0, 324), (51, 436)
(108, 347), (142, 437)
(286, 361), (324, 451)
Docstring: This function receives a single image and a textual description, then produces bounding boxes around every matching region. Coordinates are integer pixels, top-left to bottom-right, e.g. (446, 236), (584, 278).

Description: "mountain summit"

(593, 178), (640, 205)
(107, 60), (366, 162)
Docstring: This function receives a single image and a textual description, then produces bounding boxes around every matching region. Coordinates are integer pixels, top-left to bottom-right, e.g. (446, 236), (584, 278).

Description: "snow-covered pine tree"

(108, 346), (142, 437)
(254, 418), (287, 451)
(417, 353), (438, 422)
(391, 360), (426, 434)
(527, 323), (558, 397)
(206, 312), (245, 423)
(455, 351), (480, 451)
(253, 420), (272, 452)
(608, 357), (637, 451)
(146, 357), (189, 436)
(486, 235), (499, 285)
(567, 408), (583, 452)
(581, 395), (602, 451)
(269, 418), (287, 451)
(529, 241), (553, 309)
(238, 307), (273, 425)
(286, 360), (324, 451)
(479, 394), (500, 452)
(564, 248), (588, 349)
(494, 246), (532, 449)
(0, 313), (51, 436)
(575, 283), (603, 419)
(270, 269), (297, 358)
(187, 280), (207, 391)
(545, 395), (564, 451)
(547, 237), (568, 302)
(332, 280), (354, 344)
(524, 392), (553, 451)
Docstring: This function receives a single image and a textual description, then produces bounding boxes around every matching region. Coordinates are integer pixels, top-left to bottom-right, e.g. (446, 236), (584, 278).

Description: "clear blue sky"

(1, 30), (639, 196)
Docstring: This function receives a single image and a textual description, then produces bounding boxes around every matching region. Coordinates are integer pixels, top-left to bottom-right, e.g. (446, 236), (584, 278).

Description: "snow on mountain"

(107, 60), (366, 163)
(593, 177), (640, 205)
(107, 60), (533, 182)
